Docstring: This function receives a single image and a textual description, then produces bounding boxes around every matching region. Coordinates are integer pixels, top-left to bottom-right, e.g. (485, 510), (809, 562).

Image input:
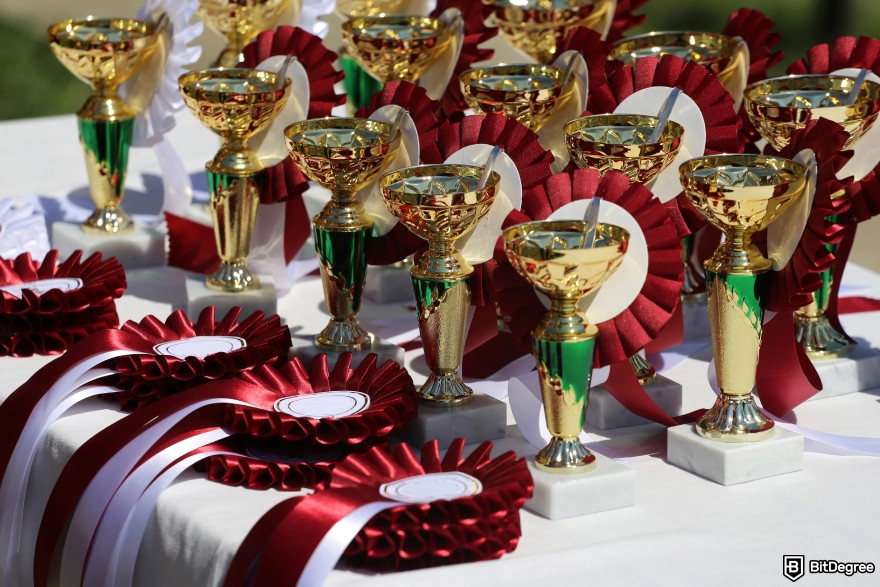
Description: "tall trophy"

(679, 154), (809, 441)
(48, 18), (160, 235)
(381, 164), (499, 404)
(503, 220), (628, 471)
(284, 118), (402, 352)
(483, 0), (615, 63)
(459, 64), (577, 131)
(197, 0), (294, 68)
(179, 68), (291, 292)
(744, 74), (880, 358)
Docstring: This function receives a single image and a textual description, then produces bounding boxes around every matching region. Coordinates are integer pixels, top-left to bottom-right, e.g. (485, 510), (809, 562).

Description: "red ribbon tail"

(600, 361), (678, 427)
(756, 312), (822, 416)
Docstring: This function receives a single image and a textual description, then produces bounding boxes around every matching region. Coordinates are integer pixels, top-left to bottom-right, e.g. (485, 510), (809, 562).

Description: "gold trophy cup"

(680, 154), (808, 441)
(381, 164), (499, 404)
(484, 0), (615, 64)
(744, 74), (880, 359)
(504, 220), (628, 471)
(284, 118), (402, 351)
(197, 0), (294, 68)
(179, 68), (291, 292)
(460, 64), (577, 131)
(335, 0), (407, 18)
(48, 17), (160, 235)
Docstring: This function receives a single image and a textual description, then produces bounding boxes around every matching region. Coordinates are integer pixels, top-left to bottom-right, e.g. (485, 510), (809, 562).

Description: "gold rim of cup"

(485, 0), (610, 32)
(609, 31), (738, 71)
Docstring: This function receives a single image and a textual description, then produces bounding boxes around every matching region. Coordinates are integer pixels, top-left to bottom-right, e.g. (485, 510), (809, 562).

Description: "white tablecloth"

(2, 112), (880, 586)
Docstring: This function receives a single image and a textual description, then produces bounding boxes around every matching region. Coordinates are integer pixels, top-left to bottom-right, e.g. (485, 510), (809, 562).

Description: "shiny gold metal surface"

(341, 15), (454, 84)
(564, 114), (684, 185)
(610, 31), (747, 98)
(794, 265), (849, 359)
(335, 0), (407, 18)
(504, 220), (628, 471)
(629, 354), (657, 386)
(459, 64), (575, 131)
(744, 74), (880, 151)
(197, 0), (294, 68)
(285, 118), (402, 351)
(48, 17), (159, 235)
(180, 68), (291, 291)
(484, 0), (615, 63)
(680, 154), (809, 442)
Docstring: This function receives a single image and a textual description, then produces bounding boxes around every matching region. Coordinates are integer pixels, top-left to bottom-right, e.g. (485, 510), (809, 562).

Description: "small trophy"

(459, 64), (577, 131)
(197, 0), (294, 68)
(179, 68), (291, 292)
(48, 18), (160, 235)
(284, 118), (402, 351)
(680, 154), (809, 441)
(503, 220), (628, 471)
(484, 0), (615, 63)
(335, 0), (406, 18)
(381, 164), (499, 404)
(744, 74), (880, 358)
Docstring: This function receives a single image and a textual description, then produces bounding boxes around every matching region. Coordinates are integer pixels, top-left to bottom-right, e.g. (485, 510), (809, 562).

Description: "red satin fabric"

(602, 362), (678, 427)
(756, 312), (823, 416)
(606, 0), (648, 43)
(556, 27), (617, 115)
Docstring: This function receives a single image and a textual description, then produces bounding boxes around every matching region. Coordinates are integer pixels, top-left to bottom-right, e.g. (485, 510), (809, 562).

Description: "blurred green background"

(1, 0), (879, 120)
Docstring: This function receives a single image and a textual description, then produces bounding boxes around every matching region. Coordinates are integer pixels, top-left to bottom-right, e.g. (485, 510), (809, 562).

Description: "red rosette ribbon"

(606, 0), (648, 43)
(0, 250), (125, 357)
(556, 26), (618, 115)
(204, 352), (418, 490)
(107, 306), (292, 411)
(224, 438), (533, 585)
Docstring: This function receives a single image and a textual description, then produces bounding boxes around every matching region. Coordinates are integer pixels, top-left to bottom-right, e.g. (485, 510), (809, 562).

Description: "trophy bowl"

(341, 15), (453, 84)
(335, 0), (407, 18)
(460, 64), (576, 131)
(484, 0), (614, 64)
(504, 220), (628, 472)
(180, 68), (291, 292)
(744, 74), (880, 151)
(197, 0), (294, 68)
(564, 114), (684, 184)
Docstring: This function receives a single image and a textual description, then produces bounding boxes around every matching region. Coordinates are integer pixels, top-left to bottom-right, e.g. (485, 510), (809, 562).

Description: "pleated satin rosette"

(606, 0), (648, 43)
(224, 438), (533, 585)
(0, 250), (125, 357)
(556, 26), (617, 114)
(203, 352), (418, 490)
(105, 306), (293, 411)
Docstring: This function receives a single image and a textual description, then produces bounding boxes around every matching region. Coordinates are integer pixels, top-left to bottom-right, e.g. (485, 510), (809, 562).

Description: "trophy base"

(417, 372), (474, 404)
(394, 393), (507, 450)
(794, 314), (849, 360)
(667, 424), (803, 486)
(315, 319), (372, 352)
(805, 343), (880, 401)
(535, 437), (597, 473)
(696, 394), (775, 442)
(364, 262), (414, 304)
(289, 334), (405, 371)
(682, 297), (711, 341)
(52, 221), (165, 270)
(586, 374), (683, 430)
(185, 274), (276, 320)
(82, 206), (134, 235)
(206, 261), (260, 293)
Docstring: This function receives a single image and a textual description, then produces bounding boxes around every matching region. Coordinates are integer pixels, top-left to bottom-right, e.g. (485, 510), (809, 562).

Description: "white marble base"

(525, 451), (635, 520)
(289, 334), (405, 369)
(809, 343), (880, 400)
(587, 374), (682, 429)
(682, 298), (711, 341)
(52, 221), (165, 269)
(364, 264), (414, 304)
(667, 424), (804, 486)
(185, 274), (277, 320)
(395, 393), (507, 450)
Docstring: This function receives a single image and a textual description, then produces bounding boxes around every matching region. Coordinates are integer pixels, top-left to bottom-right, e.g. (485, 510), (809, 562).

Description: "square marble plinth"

(667, 424), (803, 486)
(395, 393), (507, 450)
(809, 344), (880, 400)
(289, 334), (405, 369)
(185, 275), (277, 319)
(52, 222), (165, 269)
(364, 264), (414, 304)
(586, 374), (682, 430)
(525, 451), (635, 520)
(682, 298), (711, 341)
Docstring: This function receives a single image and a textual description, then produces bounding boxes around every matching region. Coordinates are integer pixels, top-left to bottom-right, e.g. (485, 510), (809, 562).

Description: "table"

(2, 110), (880, 587)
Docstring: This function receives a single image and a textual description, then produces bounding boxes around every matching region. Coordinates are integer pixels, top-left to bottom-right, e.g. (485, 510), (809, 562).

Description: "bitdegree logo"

(809, 560), (876, 576)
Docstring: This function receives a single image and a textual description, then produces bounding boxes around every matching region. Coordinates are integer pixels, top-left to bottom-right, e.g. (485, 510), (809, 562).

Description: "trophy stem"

(699, 267), (774, 441)
(205, 166), (263, 292)
(213, 41), (248, 69)
(680, 235), (706, 303)
(706, 228), (770, 274)
(794, 238), (848, 359)
(629, 354), (657, 386)
(411, 274), (473, 404)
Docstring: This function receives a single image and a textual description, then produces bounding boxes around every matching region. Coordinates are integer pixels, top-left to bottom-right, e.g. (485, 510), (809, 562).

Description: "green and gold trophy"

(744, 74), (880, 359)
(680, 154), (809, 441)
(48, 17), (160, 235)
(197, 0), (295, 68)
(285, 118), (402, 351)
(179, 68), (291, 292)
(503, 220), (628, 471)
(381, 164), (499, 404)
(483, 0), (615, 63)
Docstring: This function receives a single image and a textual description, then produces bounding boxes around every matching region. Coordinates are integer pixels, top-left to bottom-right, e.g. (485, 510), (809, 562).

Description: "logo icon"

(784, 555), (805, 582)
